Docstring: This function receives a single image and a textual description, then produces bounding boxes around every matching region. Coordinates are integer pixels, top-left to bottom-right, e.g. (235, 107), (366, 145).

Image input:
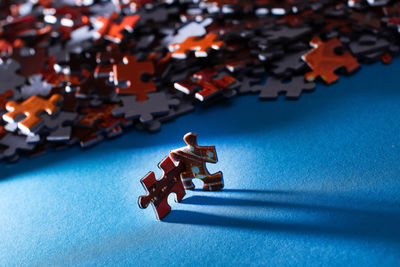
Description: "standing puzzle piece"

(113, 55), (156, 101)
(169, 32), (224, 59)
(170, 132), (223, 191)
(138, 156), (186, 220)
(302, 37), (360, 84)
(3, 94), (63, 136)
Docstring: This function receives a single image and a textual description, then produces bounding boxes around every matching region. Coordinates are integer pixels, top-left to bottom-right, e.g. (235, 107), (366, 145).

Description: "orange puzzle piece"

(96, 13), (140, 43)
(113, 55), (156, 101)
(3, 94), (63, 135)
(169, 32), (224, 59)
(302, 37), (360, 84)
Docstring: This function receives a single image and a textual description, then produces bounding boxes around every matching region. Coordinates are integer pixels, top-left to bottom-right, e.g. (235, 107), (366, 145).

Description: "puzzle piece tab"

(3, 94), (63, 136)
(170, 132), (223, 191)
(138, 156), (186, 220)
(302, 37), (360, 84)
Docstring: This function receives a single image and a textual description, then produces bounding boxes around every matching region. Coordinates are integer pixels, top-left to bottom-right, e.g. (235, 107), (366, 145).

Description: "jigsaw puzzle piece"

(253, 76), (315, 100)
(302, 37), (360, 84)
(0, 133), (36, 159)
(138, 156), (185, 220)
(95, 13), (140, 43)
(113, 55), (156, 101)
(170, 132), (223, 191)
(3, 94), (63, 136)
(169, 32), (224, 59)
(112, 92), (179, 124)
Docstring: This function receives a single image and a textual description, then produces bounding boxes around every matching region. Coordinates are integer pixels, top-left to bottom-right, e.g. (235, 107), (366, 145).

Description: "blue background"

(1, 60), (400, 266)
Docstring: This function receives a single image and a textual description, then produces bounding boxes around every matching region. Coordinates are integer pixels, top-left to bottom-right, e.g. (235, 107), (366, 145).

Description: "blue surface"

(1, 60), (400, 266)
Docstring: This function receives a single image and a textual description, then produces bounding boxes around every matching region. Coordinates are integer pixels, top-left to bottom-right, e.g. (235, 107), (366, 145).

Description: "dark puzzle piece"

(0, 59), (25, 94)
(138, 156), (186, 220)
(43, 111), (78, 142)
(20, 74), (52, 99)
(112, 92), (180, 124)
(135, 94), (195, 132)
(252, 76), (316, 100)
(270, 49), (308, 76)
(170, 132), (223, 191)
(0, 133), (36, 159)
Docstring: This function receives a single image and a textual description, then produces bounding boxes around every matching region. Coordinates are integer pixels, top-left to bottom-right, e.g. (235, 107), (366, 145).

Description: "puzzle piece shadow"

(165, 189), (400, 244)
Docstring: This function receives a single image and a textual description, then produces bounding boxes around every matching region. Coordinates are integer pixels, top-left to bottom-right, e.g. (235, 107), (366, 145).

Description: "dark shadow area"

(165, 198), (400, 244)
(192, 188), (296, 195)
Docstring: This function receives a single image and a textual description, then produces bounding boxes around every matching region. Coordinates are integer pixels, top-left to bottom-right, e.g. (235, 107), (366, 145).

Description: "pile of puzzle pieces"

(138, 132), (223, 220)
(0, 0), (399, 161)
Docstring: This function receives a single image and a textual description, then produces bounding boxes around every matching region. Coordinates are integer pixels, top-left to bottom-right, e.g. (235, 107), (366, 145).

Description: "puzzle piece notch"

(302, 37), (360, 84)
(113, 55), (156, 101)
(169, 32), (224, 59)
(170, 132), (223, 191)
(252, 76), (316, 100)
(138, 156), (186, 220)
(3, 94), (63, 136)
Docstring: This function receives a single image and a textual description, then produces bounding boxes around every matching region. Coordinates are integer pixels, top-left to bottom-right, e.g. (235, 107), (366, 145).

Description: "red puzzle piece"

(174, 68), (236, 101)
(113, 55), (156, 101)
(302, 37), (360, 84)
(169, 32), (224, 59)
(170, 132), (223, 191)
(78, 104), (132, 131)
(138, 156), (186, 220)
(96, 13), (140, 43)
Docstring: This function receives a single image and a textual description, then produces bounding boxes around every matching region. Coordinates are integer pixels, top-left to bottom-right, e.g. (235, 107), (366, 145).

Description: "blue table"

(1, 60), (400, 266)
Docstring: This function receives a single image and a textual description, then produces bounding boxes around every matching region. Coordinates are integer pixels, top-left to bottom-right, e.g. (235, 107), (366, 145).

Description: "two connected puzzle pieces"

(138, 132), (223, 220)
